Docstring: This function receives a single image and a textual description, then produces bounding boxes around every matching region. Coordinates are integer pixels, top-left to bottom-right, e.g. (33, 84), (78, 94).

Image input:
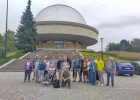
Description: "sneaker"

(106, 84), (109, 86)
(79, 80), (81, 82)
(68, 86), (71, 89)
(101, 84), (104, 86)
(73, 80), (75, 82)
(97, 83), (100, 86)
(43, 81), (47, 84)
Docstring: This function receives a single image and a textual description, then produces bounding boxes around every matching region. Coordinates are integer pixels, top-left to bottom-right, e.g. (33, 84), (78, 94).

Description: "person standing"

(83, 58), (88, 83)
(80, 56), (84, 82)
(73, 55), (81, 82)
(50, 56), (57, 69)
(87, 58), (91, 83)
(97, 56), (104, 86)
(32, 55), (39, 80)
(23, 58), (33, 83)
(89, 58), (97, 85)
(106, 57), (116, 87)
(38, 58), (46, 83)
(61, 58), (70, 71)
(61, 66), (71, 89)
(57, 57), (63, 81)
(63, 55), (71, 71)
(34, 58), (40, 82)
(44, 57), (50, 76)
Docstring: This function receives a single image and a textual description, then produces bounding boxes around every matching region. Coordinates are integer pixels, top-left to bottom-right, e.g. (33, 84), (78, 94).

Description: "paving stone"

(0, 72), (140, 100)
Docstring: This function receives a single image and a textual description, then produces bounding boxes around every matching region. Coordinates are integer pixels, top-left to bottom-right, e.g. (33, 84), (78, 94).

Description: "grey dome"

(35, 4), (86, 24)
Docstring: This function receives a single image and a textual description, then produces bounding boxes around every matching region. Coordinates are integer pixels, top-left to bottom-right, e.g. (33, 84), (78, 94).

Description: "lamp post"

(4, 0), (8, 59)
(100, 38), (104, 60)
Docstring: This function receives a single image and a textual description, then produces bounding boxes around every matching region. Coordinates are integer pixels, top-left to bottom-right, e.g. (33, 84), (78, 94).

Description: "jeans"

(38, 70), (44, 82)
(97, 71), (104, 84)
(90, 70), (96, 84)
(24, 70), (31, 81)
(107, 72), (114, 85)
(61, 79), (70, 87)
(80, 68), (83, 81)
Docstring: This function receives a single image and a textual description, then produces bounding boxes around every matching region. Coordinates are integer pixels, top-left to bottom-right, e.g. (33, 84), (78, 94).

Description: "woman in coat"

(23, 58), (33, 82)
(89, 58), (97, 85)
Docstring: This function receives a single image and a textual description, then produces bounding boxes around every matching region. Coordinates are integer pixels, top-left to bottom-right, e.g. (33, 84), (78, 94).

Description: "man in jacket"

(106, 57), (116, 87)
(97, 56), (104, 86)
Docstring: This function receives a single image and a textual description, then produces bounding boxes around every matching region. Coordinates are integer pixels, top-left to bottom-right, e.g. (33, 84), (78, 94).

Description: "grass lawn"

(7, 50), (21, 57)
(0, 51), (25, 66)
(109, 51), (140, 60)
(79, 51), (129, 64)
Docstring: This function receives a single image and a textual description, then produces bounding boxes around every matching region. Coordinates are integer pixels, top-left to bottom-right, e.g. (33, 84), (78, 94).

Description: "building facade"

(35, 4), (99, 49)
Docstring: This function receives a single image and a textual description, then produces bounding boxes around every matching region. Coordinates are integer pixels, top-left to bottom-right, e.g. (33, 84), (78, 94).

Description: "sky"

(0, 0), (140, 51)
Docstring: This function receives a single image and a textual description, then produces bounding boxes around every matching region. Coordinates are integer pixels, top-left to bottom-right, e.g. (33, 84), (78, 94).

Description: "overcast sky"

(0, 0), (140, 51)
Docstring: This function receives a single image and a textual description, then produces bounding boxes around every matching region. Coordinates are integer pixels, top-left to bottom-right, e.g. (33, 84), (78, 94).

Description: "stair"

(0, 49), (81, 72)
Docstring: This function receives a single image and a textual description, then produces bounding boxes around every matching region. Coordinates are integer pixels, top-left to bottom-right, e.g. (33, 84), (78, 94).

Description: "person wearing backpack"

(63, 55), (71, 71)
(61, 66), (71, 89)
(38, 58), (46, 83)
(106, 57), (116, 87)
(73, 55), (81, 82)
(61, 58), (70, 71)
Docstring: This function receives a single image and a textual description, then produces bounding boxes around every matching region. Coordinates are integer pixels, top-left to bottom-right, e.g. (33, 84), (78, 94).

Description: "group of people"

(22, 54), (116, 88)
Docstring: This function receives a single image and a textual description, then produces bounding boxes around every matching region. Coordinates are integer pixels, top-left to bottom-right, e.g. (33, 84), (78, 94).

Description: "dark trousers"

(61, 79), (70, 87)
(24, 70), (31, 81)
(80, 68), (83, 81)
(88, 70), (91, 83)
(107, 72), (114, 85)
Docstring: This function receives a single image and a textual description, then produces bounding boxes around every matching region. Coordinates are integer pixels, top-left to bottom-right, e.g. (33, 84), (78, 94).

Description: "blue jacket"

(39, 62), (46, 70)
(89, 62), (97, 72)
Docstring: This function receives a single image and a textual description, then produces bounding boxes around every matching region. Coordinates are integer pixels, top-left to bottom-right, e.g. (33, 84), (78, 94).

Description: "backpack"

(53, 79), (60, 88)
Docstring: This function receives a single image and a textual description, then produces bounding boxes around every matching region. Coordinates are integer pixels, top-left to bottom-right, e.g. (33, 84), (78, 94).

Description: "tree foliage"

(15, 0), (38, 52)
(105, 38), (140, 53)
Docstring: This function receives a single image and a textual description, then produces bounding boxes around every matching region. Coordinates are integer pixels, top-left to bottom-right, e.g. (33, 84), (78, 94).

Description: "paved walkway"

(0, 72), (140, 100)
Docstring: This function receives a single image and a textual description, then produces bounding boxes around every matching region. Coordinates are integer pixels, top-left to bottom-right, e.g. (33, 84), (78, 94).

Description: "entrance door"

(56, 44), (61, 49)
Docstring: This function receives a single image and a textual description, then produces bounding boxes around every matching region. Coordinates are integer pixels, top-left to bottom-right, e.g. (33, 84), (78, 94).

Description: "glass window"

(120, 62), (131, 66)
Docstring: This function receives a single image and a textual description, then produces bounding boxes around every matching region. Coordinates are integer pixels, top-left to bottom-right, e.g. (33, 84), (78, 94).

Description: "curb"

(19, 52), (31, 59)
(0, 59), (15, 69)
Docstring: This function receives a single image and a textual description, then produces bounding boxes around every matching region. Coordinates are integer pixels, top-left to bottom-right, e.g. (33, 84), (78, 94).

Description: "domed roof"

(35, 4), (86, 24)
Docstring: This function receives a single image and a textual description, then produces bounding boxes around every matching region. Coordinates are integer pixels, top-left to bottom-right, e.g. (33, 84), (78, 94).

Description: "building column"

(50, 39), (53, 48)
(63, 39), (66, 49)
(74, 40), (78, 49)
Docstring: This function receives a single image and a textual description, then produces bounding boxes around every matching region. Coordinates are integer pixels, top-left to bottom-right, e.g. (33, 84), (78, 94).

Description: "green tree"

(0, 33), (4, 45)
(15, 0), (38, 52)
(131, 38), (140, 52)
(5, 30), (17, 52)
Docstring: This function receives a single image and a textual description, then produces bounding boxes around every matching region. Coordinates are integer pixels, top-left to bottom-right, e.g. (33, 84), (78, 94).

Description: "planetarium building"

(35, 4), (98, 49)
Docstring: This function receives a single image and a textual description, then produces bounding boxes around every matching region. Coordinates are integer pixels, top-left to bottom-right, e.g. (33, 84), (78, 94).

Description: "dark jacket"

(57, 60), (63, 70)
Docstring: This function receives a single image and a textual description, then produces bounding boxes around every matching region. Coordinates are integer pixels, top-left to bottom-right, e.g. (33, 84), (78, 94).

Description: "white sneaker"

(101, 84), (104, 86)
(43, 81), (47, 84)
(97, 83), (100, 86)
